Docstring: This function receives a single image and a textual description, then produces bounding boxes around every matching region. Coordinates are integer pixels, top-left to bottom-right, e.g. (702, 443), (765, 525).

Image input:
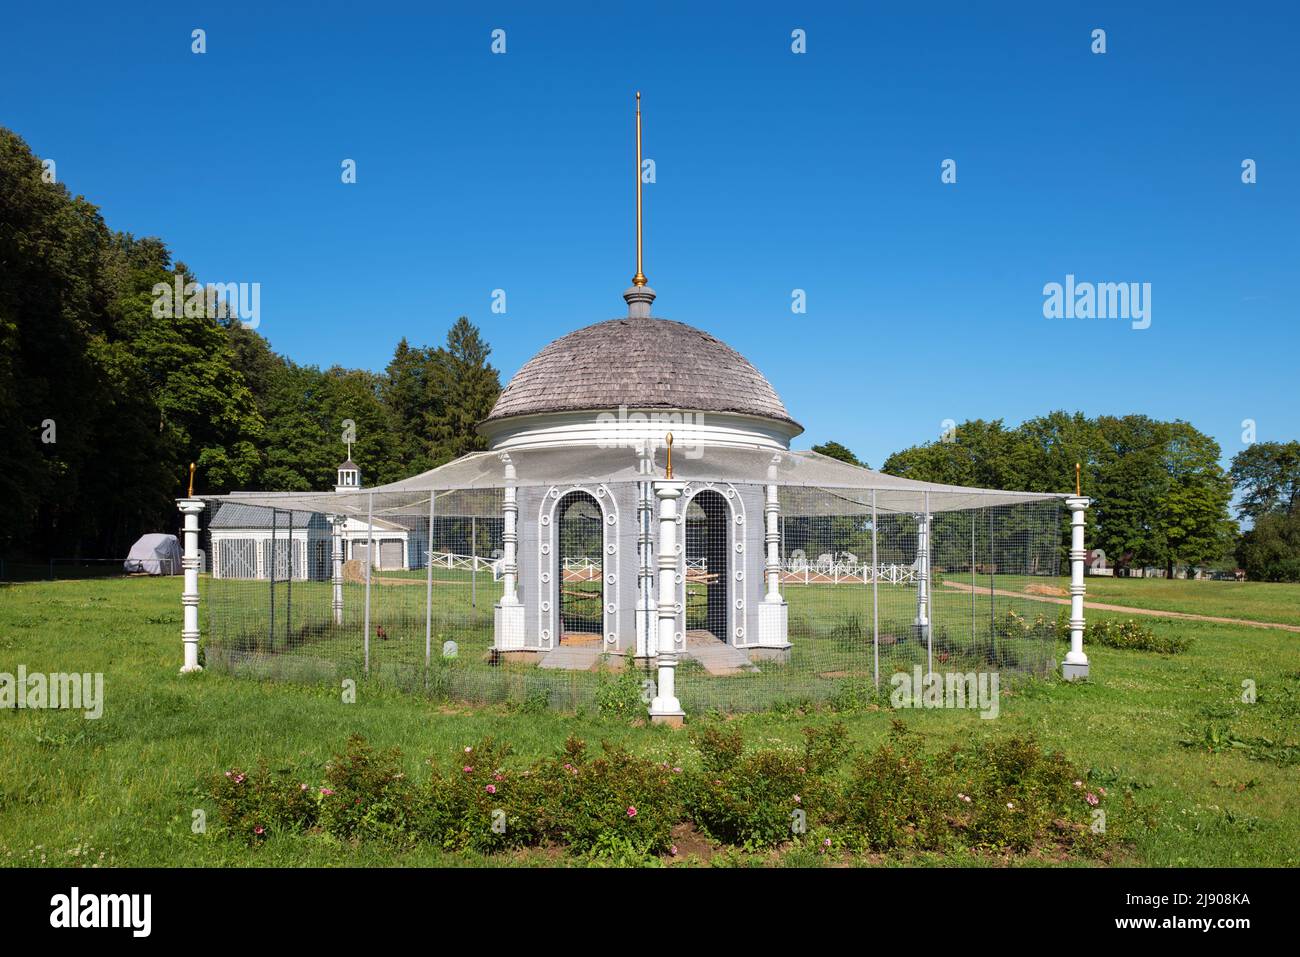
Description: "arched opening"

(685, 489), (730, 642)
(556, 490), (604, 645)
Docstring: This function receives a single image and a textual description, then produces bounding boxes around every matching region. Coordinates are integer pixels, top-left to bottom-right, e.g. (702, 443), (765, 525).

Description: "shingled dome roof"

(484, 318), (800, 428)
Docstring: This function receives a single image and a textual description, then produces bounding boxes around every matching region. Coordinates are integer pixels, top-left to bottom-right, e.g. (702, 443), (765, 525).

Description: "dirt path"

(940, 579), (1300, 634)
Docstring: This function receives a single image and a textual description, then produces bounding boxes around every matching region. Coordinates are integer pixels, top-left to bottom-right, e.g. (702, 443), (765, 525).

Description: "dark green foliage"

(838, 728), (955, 850)
(686, 724), (848, 849)
(208, 727), (1110, 861)
(1053, 609), (1189, 653)
(1087, 618), (1190, 654)
(317, 734), (419, 845)
(594, 660), (651, 718)
(1236, 506), (1300, 583)
(839, 726), (1107, 855)
(421, 737), (549, 852)
(882, 412), (1238, 574)
(810, 441), (866, 468)
(0, 125), (500, 560)
(1230, 441), (1300, 523)
(534, 736), (683, 857)
(209, 763), (320, 845)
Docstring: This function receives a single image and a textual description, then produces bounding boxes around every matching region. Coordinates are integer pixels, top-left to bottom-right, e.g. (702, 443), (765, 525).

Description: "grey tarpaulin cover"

(124, 533), (182, 575)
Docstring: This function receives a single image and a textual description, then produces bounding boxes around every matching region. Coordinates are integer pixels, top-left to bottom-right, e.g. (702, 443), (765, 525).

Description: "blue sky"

(5, 1), (1297, 473)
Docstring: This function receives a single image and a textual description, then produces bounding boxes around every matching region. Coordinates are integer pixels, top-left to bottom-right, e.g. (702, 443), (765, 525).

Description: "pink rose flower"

(486, 784), (496, 794)
(627, 806), (637, 818)
(1085, 793), (1099, 806)
(254, 826), (264, 835)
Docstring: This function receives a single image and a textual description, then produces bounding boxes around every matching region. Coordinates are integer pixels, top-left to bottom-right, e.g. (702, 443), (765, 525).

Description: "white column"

(494, 453), (526, 650)
(1063, 496), (1091, 680)
(330, 515), (345, 625)
(178, 499), (205, 673)
(757, 455), (789, 649)
(425, 492), (436, 668)
(636, 442), (657, 658)
(871, 489), (880, 688)
(914, 496), (931, 668)
(649, 481), (686, 724)
(765, 481), (781, 598)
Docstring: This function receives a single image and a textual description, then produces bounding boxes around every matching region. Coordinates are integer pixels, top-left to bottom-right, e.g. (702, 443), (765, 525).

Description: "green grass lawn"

(202, 571), (1057, 712)
(1070, 577), (1300, 627)
(0, 575), (1296, 867)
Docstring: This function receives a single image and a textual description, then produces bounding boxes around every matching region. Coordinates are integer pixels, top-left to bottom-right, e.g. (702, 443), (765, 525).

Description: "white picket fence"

(558, 554), (915, 586)
(424, 550), (501, 579)
(782, 557), (917, 585)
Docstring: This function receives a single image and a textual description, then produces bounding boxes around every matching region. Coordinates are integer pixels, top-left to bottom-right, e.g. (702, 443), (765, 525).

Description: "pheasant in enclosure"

(376, 624), (389, 641)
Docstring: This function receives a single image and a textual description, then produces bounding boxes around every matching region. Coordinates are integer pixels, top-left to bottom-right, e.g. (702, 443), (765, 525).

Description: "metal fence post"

(426, 491), (436, 672)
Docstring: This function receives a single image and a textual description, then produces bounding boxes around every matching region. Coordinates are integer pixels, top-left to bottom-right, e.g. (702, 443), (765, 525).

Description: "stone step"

(537, 645), (605, 670)
(681, 632), (760, 676)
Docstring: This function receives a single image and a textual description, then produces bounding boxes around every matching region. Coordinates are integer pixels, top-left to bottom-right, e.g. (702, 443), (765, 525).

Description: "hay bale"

(342, 559), (367, 584)
(1025, 582), (1067, 597)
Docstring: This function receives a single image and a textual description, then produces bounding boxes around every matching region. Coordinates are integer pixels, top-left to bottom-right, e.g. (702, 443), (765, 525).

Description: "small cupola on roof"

(335, 449), (361, 492)
(480, 92), (801, 452)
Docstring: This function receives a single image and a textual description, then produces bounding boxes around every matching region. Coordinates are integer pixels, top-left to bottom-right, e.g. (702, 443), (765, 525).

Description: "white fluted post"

(758, 454), (790, 651)
(650, 480), (686, 725)
(1063, 496), (1091, 680)
(178, 499), (205, 673)
(915, 495), (931, 666)
(494, 453), (525, 650)
(765, 483), (781, 599)
(330, 515), (345, 625)
(636, 442), (658, 658)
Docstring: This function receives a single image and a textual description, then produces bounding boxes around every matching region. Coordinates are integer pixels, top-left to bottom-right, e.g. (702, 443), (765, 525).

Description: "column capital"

(654, 480), (686, 499)
(177, 498), (206, 514)
(1065, 496), (1091, 511)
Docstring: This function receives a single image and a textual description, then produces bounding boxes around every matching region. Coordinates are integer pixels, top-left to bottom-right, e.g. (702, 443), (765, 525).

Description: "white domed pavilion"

(480, 282), (802, 671)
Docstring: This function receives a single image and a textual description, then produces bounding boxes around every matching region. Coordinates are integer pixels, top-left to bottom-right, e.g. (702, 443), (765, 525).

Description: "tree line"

(0, 127), (500, 560)
(818, 418), (1300, 581)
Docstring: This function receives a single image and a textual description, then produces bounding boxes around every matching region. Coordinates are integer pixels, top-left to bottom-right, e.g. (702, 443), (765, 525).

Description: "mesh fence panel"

(203, 484), (1062, 712)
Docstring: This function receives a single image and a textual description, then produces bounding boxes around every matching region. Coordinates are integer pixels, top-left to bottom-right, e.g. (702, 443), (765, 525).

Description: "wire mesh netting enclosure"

(200, 454), (1066, 713)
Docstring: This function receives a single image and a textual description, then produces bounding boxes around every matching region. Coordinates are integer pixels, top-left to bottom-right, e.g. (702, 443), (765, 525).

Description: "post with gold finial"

(1064, 462), (1091, 680)
(758, 453), (791, 656)
(178, 463), (206, 673)
(649, 433), (685, 725)
(624, 91), (657, 318)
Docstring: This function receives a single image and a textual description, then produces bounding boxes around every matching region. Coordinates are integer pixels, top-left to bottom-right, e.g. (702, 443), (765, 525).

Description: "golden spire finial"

(1075, 462), (1081, 496)
(187, 462), (195, 498)
(665, 432), (673, 479)
(632, 91), (647, 287)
